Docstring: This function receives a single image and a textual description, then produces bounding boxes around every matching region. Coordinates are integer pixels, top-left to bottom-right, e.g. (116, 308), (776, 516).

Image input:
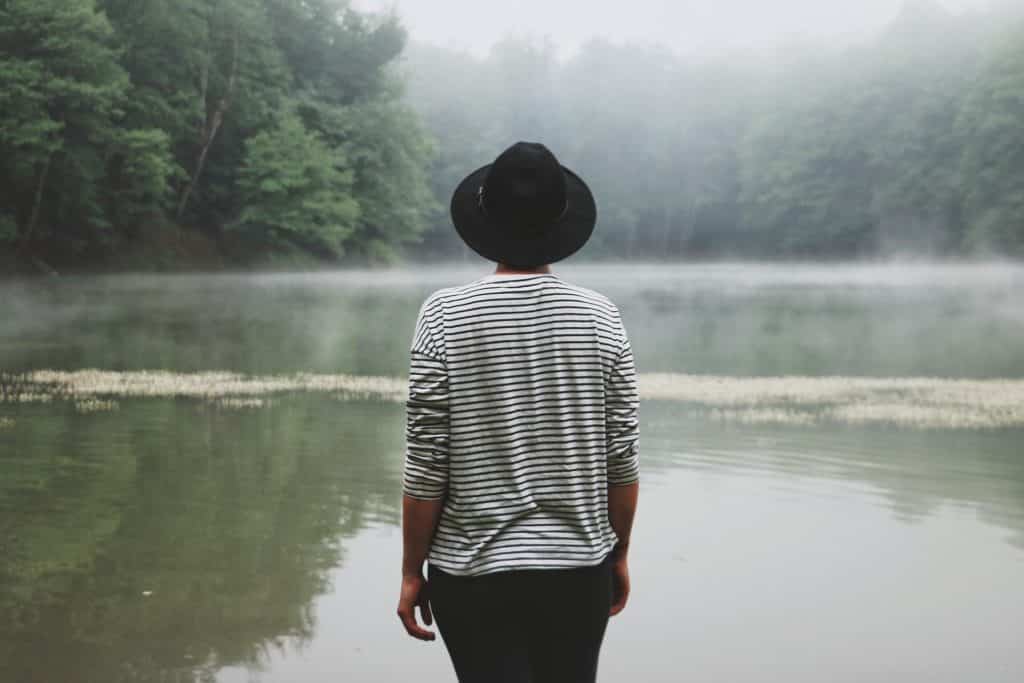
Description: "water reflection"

(0, 397), (404, 683)
(639, 402), (1024, 549)
(2, 395), (1023, 681)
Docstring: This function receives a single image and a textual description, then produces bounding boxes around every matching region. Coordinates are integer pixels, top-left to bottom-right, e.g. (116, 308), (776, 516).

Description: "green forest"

(0, 0), (435, 272)
(2, 0), (1024, 273)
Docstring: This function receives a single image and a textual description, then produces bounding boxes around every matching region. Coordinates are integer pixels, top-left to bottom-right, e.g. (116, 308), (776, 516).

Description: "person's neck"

(494, 263), (551, 275)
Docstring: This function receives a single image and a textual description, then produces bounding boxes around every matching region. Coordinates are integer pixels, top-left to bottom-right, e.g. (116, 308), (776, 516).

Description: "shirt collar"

(480, 272), (559, 281)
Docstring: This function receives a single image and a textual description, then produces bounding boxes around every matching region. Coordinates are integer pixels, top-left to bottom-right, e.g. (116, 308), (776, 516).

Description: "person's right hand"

(609, 556), (630, 616)
(397, 572), (436, 641)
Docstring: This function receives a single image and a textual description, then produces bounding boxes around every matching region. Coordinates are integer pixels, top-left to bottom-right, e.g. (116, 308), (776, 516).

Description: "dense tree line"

(403, 1), (1024, 260)
(2, 0), (1024, 271)
(0, 0), (435, 271)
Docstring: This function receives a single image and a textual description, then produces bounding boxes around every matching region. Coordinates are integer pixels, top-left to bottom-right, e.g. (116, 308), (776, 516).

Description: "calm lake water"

(1, 263), (1023, 682)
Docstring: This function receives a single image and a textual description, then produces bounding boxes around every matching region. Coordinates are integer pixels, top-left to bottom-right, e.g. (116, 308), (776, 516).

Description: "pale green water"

(1, 263), (1023, 682)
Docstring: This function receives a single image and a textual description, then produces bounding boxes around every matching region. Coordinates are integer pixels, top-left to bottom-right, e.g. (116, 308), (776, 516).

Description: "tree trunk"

(18, 154), (53, 254)
(177, 29), (239, 220)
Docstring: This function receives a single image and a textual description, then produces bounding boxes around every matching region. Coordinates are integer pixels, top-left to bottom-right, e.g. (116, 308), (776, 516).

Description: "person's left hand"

(397, 573), (435, 641)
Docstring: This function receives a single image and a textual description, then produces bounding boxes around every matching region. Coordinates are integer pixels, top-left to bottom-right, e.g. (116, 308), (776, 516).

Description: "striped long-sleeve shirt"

(402, 271), (639, 576)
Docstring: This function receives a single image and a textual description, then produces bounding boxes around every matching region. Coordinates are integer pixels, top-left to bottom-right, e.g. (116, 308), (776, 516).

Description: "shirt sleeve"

(605, 325), (640, 486)
(402, 296), (450, 500)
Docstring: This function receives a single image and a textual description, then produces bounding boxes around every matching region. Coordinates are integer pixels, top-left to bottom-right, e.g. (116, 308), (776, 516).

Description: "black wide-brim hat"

(451, 142), (597, 268)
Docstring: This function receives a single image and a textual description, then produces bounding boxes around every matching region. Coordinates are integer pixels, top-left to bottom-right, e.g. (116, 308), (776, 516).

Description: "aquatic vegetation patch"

(1, 392), (53, 404)
(1, 370), (1022, 430)
(827, 403), (1022, 430)
(0, 370), (406, 402)
(699, 407), (821, 427)
(211, 397), (267, 409)
(647, 373), (1024, 429)
(74, 399), (119, 413)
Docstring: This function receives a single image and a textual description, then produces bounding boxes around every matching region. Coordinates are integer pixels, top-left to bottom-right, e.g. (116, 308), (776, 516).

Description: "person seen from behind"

(396, 141), (641, 683)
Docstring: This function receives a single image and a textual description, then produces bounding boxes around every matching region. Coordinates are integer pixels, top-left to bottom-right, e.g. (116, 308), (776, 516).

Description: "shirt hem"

(427, 546), (616, 578)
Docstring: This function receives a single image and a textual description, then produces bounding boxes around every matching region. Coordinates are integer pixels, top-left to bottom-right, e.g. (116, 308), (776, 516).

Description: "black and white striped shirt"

(402, 271), (639, 576)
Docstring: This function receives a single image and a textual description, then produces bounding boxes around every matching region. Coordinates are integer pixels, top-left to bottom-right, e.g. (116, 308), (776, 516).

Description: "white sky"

(353, 0), (994, 57)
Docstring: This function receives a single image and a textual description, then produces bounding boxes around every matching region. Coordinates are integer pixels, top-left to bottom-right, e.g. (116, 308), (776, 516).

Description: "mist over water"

(4, 261), (1022, 377)
(4, 262), (1024, 429)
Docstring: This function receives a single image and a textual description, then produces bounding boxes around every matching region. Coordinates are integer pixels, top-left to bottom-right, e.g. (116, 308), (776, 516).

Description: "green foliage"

(0, 0), (130, 255)
(0, 57), (62, 158)
(97, 0), (209, 140)
(0, 0), (434, 270)
(232, 110), (359, 256)
(105, 128), (175, 228)
(341, 97), (439, 263)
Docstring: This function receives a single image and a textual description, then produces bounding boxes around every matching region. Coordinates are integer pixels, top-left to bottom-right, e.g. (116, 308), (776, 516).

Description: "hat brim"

(450, 163), (597, 268)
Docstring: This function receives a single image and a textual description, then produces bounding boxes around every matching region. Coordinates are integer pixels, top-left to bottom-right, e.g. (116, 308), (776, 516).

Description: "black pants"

(427, 553), (613, 683)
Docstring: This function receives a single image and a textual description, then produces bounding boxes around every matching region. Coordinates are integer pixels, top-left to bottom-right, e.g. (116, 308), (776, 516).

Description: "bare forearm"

(608, 481), (639, 558)
(402, 494), (445, 577)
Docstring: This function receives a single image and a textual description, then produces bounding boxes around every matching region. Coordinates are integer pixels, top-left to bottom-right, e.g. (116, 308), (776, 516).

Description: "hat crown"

(481, 142), (568, 235)
(449, 140), (596, 268)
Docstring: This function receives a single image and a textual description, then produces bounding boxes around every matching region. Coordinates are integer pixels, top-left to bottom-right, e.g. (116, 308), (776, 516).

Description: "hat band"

(477, 185), (570, 236)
